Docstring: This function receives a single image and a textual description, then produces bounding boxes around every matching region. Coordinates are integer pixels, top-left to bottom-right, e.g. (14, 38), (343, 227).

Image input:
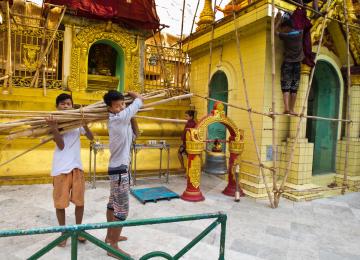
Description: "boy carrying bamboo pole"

(103, 90), (143, 258)
(46, 93), (94, 247)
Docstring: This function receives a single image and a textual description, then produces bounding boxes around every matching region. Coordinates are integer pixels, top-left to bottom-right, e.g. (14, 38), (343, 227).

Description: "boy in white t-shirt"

(46, 93), (94, 247)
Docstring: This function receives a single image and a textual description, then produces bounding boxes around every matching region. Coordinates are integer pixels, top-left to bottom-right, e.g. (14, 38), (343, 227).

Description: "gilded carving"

(188, 156), (201, 188)
(68, 22), (141, 92)
(310, 0), (360, 64)
(22, 44), (40, 71)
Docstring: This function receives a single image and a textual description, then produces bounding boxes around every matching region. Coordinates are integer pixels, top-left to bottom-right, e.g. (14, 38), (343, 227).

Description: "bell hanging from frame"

(203, 150), (227, 175)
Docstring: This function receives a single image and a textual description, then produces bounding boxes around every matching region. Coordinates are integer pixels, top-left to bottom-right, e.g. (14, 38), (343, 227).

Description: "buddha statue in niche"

(88, 43), (117, 76)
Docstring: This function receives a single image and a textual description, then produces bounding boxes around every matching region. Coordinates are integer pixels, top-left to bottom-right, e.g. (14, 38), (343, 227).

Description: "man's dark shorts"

(281, 61), (301, 93)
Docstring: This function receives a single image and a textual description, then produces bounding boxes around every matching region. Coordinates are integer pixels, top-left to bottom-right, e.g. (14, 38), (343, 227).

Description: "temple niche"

(87, 43), (120, 92)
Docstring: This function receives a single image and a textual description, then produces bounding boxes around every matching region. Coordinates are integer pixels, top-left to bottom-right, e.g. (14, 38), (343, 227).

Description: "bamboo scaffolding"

(181, 0), (200, 90)
(274, 0), (332, 207)
(341, 0), (352, 195)
(29, 6), (66, 89)
(40, 10), (51, 95)
(231, 0), (275, 208)
(2, 0), (12, 93)
(270, 0), (279, 196)
(207, 0), (217, 91)
(151, 29), (170, 88)
(177, 0), (186, 89)
(188, 91), (271, 117)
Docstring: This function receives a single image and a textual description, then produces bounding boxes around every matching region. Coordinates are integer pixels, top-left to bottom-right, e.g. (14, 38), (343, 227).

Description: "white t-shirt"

(108, 98), (143, 168)
(51, 127), (85, 176)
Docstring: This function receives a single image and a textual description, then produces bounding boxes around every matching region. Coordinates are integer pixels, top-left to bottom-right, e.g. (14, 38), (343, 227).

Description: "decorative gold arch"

(181, 101), (245, 202)
(68, 21), (141, 92)
(189, 102), (244, 143)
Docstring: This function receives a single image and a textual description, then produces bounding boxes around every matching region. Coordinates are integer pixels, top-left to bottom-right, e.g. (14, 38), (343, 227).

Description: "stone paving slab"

(0, 174), (359, 260)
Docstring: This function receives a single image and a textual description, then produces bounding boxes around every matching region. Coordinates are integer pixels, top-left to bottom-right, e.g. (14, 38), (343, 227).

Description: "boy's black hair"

(56, 93), (73, 106)
(281, 13), (293, 28)
(103, 90), (124, 106)
(185, 110), (195, 118)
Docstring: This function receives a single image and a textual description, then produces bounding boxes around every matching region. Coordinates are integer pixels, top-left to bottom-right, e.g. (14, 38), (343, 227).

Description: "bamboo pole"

(29, 6), (66, 88)
(0, 127), (76, 168)
(274, 0), (332, 207)
(177, 0), (186, 89)
(151, 29), (169, 88)
(207, 0), (217, 92)
(231, 0), (275, 208)
(2, 0), (12, 94)
(181, 0), (201, 89)
(341, 0), (352, 195)
(270, 0), (279, 198)
(40, 11), (51, 95)
(188, 91), (272, 117)
(134, 115), (187, 123)
(142, 93), (193, 108)
(0, 75), (9, 81)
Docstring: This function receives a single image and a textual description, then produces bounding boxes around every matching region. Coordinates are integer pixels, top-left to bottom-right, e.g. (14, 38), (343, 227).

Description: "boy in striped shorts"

(103, 90), (143, 258)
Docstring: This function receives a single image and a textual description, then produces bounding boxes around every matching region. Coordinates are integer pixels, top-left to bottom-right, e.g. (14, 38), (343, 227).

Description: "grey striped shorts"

(107, 167), (130, 220)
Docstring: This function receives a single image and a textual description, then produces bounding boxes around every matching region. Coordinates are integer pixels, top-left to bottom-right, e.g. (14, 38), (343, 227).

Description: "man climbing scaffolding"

(275, 12), (304, 114)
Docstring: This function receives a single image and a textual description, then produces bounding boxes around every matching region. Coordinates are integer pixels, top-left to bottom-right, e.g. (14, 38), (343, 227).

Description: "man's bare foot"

(78, 236), (86, 243)
(105, 236), (128, 244)
(284, 110), (290, 114)
(57, 239), (67, 247)
(107, 245), (131, 259)
(289, 111), (297, 115)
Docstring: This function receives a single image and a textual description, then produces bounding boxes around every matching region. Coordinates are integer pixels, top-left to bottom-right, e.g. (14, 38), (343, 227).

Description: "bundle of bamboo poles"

(0, 90), (191, 141)
(0, 90), (191, 166)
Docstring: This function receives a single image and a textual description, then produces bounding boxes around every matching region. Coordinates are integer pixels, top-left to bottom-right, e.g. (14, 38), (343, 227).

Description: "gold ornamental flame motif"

(23, 44), (40, 71)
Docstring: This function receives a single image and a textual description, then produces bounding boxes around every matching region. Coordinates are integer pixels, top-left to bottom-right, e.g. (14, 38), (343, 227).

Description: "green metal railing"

(0, 212), (227, 260)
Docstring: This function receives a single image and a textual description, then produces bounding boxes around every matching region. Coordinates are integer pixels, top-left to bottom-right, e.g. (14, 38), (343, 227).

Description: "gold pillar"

(63, 24), (73, 89)
(196, 0), (214, 31)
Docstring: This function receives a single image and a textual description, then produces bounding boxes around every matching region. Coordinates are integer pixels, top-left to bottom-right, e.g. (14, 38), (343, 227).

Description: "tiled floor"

(0, 174), (359, 260)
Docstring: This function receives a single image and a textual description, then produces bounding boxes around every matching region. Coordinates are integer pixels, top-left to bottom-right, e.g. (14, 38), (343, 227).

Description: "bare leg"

(178, 150), (185, 170)
(283, 92), (290, 113)
(75, 206), (84, 224)
(56, 209), (67, 247)
(107, 216), (130, 258)
(75, 206), (86, 243)
(290, 93), (297, 114)
(105, 209), (127, 243)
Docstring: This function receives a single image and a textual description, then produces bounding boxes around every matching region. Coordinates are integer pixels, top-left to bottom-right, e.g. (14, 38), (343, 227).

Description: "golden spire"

(196, 0), (214, 31)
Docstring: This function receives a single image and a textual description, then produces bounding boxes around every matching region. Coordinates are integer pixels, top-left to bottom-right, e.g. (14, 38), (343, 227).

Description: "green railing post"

(0, 212), (227, 259)
(71, 232), (78, 260)
(219, 214), (227, 260)
(79, 231), (133, 260)
(173, 219), (220, 259)
(27, 233), (71, 260)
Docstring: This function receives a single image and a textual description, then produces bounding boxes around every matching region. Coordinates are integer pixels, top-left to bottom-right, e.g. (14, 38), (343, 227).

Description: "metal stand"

(132, 143), (170, 185)
(89, 141), (170, 188)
